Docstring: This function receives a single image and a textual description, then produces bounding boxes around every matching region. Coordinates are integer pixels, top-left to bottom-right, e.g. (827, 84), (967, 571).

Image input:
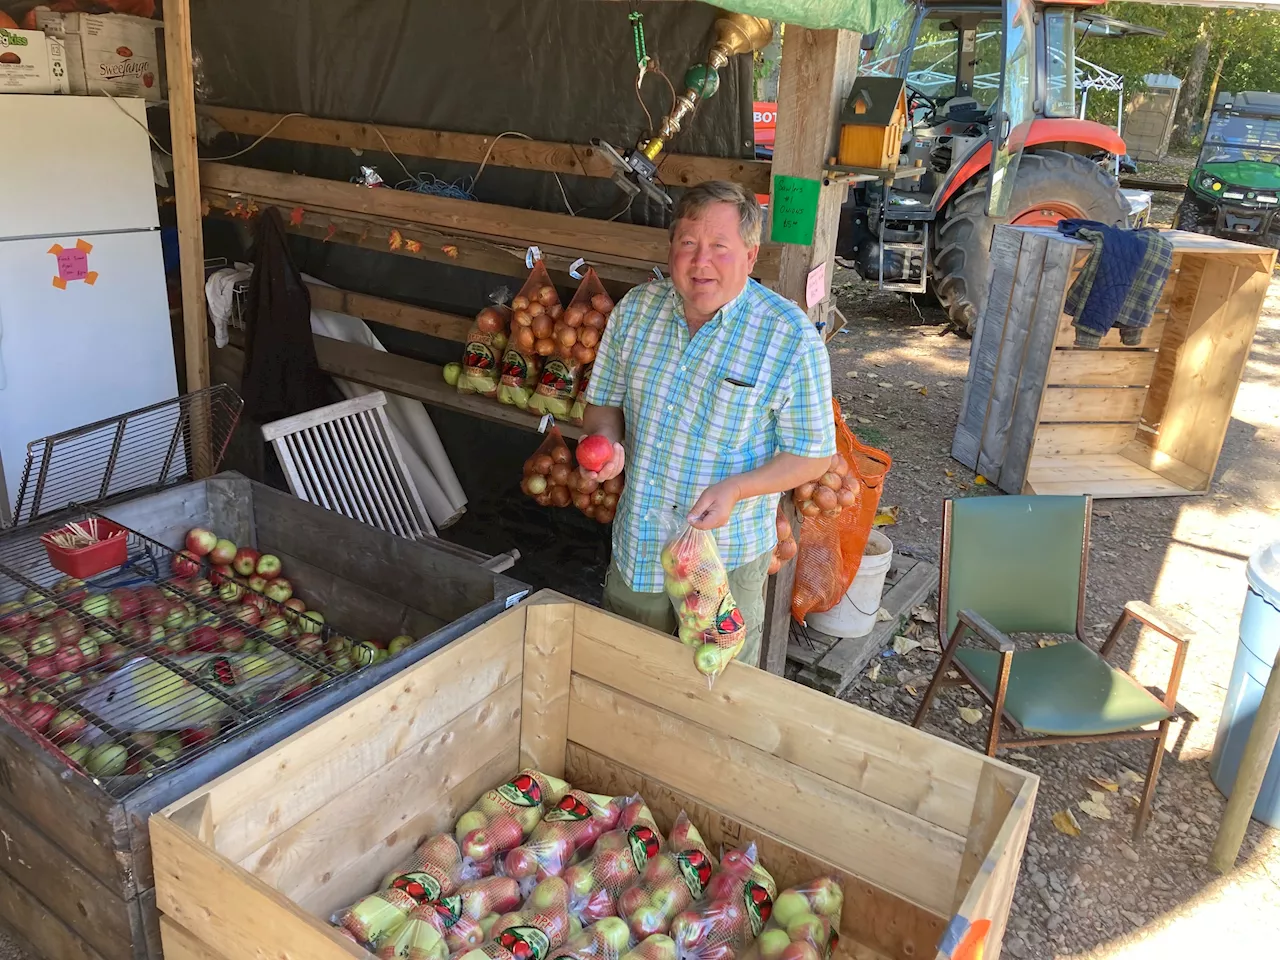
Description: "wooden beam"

(759, 496), (798, 676)
(305, 283), (471, 344)
(198, 106), (772, 195)
(312, 334), (584, 440)
(163, 0), (212, 475)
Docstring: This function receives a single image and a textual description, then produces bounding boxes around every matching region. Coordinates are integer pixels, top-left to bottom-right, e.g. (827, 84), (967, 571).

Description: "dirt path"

(828, 261), (1280, 959)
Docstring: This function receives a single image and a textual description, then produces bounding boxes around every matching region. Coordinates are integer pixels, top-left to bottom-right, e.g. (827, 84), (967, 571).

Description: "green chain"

(629, 11), (650, 68)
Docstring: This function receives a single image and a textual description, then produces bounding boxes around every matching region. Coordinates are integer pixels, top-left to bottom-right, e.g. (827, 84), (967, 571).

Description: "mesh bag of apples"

(661, 523), (745, 688)
(333, 766), (842, 960)
(458, 296), (513, 398)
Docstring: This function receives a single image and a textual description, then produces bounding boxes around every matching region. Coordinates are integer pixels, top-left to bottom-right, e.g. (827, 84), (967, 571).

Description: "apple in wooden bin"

(283, 598), (307, 621)
(232, 547), (260, 577)
(209, 564), (235, 586)
(209, 538), (237, 566)
(49, 709), (87, 743)
(0, 602), (31, 628)
(264, 579), (293, 603)
(108, 588), (140, 621)
(294, 633), (323, 656)
(76, 634), (101, 666)
(23, 701), (57, 734)
(218, 627), (248, 652)
(27, 628), (57, 658)
(185, 528), (218, 557)
(219, 580), (244, 604)
(172, 550), (202, 579)
(22, 590), (56, 617)
(246, 575), (268, 594)
(52, 577), (88, 604)
(86, 743), (127, 777)
(231, 604), (261, 627)
(260, 616), (289, 639)
(53, 644), (85, 673)
(256, 555), (283, 580)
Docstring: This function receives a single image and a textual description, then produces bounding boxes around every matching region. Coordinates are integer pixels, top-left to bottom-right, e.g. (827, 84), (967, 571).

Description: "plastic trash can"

(1210, 540), (1280, 827)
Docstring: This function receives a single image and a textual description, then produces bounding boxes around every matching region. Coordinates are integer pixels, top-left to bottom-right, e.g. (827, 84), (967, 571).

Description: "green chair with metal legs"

(912, 495), (1191, 838)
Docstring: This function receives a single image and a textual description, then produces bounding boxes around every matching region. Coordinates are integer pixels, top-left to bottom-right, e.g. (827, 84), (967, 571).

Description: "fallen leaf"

(958, 706), (983, 725)
(893, 635), (921, 655)
(873, 505), (900, 526)
(974, 475), (988, 485)
(289, 206), (305, 226)
(845, 371), (859, 379)
(1007, 752), (1037, 762)
(200, 198), (211, 217)
(1089, 775), (1119, 792)
(404, 239), (423, 253)
(1088, 789), (1108, 803)
(1078, 799), (1112, 821)
(936, 381), (951, 388)
(1094, 508), (1113, 519)
(1052, 810), (1082, 837)
(875, 413), (887, 419)
(919, 387), (928, 396)
(359, 225), (371, 242)
(856, 416), (872, 424)
(245, 200), (259, 216)
(878, 382), (894, 389)
(1037, 639), (1060, 647)
(875, 607), (893, 623)
(441, 244), (459, 258)
(905, 684), (918, 696)
(1118, 769), (1145, 785)
(945, 469), (955, 478)
(388, 229), (404, 251)
(910, 604), (938, 624)
(867, 662), (881, 682)
(324, 223), (337, 242)
(921, 635), (942, 653)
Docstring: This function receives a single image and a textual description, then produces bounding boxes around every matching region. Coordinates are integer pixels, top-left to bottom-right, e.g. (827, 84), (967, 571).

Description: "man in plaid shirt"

(580, 180), (836, 666)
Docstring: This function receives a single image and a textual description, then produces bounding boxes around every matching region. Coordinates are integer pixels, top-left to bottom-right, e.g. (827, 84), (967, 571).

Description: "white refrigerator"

(0, 94), (179, 521)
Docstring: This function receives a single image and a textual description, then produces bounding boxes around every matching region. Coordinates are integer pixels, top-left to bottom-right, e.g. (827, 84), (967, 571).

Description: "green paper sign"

(770, 175), (820, 246)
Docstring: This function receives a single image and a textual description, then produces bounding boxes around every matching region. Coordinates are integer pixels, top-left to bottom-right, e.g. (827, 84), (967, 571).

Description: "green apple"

(772, 891), (811, 929)
(86, 743), (128, 777)
(757, 929), (792, 960)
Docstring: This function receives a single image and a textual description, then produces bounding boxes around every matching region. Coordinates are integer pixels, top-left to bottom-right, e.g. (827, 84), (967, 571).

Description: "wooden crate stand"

(151, 592), (1037, 960)
(953, 226), (1276, 497)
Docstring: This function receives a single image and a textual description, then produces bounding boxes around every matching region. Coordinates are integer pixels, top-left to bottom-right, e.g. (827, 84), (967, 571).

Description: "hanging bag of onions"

(520, 425), (575, 509)
(501, 256), (562, 409)
(530, 267), (614, 420)
(457, 290), (512, 398)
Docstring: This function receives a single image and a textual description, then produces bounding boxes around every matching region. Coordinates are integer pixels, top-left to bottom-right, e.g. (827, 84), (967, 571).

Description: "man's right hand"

(581, 442), (626, 482)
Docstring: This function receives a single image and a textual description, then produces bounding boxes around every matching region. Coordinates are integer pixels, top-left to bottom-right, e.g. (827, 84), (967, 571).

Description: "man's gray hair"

(670, 180), (763, 248)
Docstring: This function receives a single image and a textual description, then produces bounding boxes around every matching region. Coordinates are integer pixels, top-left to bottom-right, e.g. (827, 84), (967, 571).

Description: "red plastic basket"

(40, 519), (129, 579)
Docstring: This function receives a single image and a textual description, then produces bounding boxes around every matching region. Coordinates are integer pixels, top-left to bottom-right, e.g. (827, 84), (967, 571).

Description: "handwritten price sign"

(769, 174), (820, 246)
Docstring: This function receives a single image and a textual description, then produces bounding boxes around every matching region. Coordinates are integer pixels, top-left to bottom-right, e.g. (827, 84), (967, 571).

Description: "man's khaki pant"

(601, 549), (773, 667)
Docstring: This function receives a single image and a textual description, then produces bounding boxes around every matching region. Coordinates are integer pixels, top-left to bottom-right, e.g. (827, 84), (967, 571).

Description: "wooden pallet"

(953, 226), (1275, 498)
(788, 553), (937, 696)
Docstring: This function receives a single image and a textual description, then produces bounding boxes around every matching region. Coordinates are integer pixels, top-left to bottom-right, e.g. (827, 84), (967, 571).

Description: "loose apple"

(231, 603), (261, 627)
(86, 743), (128, 777)
(264, 578), (293, 603)
(108, 588), (141, 621)
(297, 610), (325, 633)
(22, 590), (56, 617)
(49, 709), (87, 743)
(209, 563), (235, 586)
(0, 601), (31, 627)
(247, 575), (268, 594)
(53, 672), (82, 694)
(219, 580), (245, 604)
(232, 547), (260, 577)
(209, 537), (238, 566)
(388, 635), (415, 656)
(172, 550), (202, 579)
(23, 701), (58, 734)
(294, 633), (323, 656)
(75, 634), (101, 665)
(0, 667), (24, 697)
(53, 644), (85, 673)
(351, 641), (380, 667)
(0, 638), (26, 667)
(27, 627), (58, 658)
(255, 554), (283, 580)
(52, 577), (88, 603)
(220, 627), (250, 652)
(185, 527), (219, 557)
(283, 597), (307, 620)
(260, 616), (290, 639)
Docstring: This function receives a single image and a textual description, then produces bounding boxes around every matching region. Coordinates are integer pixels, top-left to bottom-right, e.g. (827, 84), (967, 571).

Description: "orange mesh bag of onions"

(531, 268), (614, 420)
(791, 399), (892, 623)
(521, 426), (576, 509)
(503, 259), (563, 408)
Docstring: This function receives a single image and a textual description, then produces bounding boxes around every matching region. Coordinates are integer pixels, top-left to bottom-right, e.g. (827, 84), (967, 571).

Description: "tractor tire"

(1173, 189), (1215, 234)
(933, 150), (1126, 334)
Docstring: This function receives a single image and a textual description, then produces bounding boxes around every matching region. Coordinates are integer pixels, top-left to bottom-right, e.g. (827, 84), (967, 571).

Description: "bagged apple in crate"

(669, 845), (777, 960)
(622, 936), (678, 960)
(564, 798), (663, 924)
(501, 790), (625, 895)
(335, 886), (419, 950)
(422, 875), (524, 954)
(377, 909), (450, 960)
(618, 813), (717, 940)
(458, 292), (512, 397)
(459, 875), (575, 960)
(530, 267), (612, 420)
(740, 878), (843, 960)
(456, 768), (572, 869)
(522, 425), (575, 509)
(335, 833), (465, 947)
(660, 520), (746, 687)
(549, 918), (634, 960)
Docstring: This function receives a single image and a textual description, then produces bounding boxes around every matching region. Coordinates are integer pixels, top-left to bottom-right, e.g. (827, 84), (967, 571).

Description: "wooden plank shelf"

(198, 105), (773, 196)
(305, 283), (471, 344)
(312, 335), (583, 440)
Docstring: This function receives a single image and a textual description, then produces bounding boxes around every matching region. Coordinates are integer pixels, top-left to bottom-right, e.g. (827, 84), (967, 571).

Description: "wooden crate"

(953, 226), (1276, 497)
(0, 473), (527, 960)
(150, 592), (1037, 960)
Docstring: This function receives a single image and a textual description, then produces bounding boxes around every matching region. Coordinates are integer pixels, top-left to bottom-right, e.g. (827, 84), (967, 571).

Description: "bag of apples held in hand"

(503, 260), (562, 409)
(563, 798), (664, 925)
(738, 878), (843, 960)
(668, 845), (777, 960)
(530, 269), (614, 420)
(455, 768), (572, 873)
(501, 791), (625, 896)
(521, 427), (575, 509)
(618, 813), (717, 940)
(661, 521), (745, 687)
(458, 293), (512, 398)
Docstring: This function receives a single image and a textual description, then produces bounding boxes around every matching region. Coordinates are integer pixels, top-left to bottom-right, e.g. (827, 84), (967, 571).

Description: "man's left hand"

(687, 479), (743, 530)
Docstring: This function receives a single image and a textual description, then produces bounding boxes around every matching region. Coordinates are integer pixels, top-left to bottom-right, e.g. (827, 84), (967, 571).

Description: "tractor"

(835, 0), (1131, 332)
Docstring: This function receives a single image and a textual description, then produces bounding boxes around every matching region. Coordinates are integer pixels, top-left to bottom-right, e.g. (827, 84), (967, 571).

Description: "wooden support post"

(1210, 659), (1280, 872)
(758, 26), (859, 676)
(163, 0), (212, 476)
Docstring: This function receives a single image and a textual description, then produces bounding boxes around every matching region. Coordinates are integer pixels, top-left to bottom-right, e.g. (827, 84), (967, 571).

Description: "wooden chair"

(260, 392), (436, 541)
(912, 495), (1191, 837)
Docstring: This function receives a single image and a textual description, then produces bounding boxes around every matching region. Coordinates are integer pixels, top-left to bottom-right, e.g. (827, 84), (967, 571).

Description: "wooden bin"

(953, 225), (1276, 497)
(0, 472), (527, 960)
(151, 593), (1038, 960)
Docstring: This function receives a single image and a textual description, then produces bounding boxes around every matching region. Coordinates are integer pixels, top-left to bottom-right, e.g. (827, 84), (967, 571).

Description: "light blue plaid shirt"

(584, 277), (835, 592)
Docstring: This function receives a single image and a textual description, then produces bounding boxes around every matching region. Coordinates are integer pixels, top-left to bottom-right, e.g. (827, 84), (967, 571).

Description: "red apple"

(208, 537), (237, 566)
(576, 434), (614, 473)
(294, 633), (323, 655)
(218, 627), (247, 652)
(172, 550), (202, 579)
(53, 644), (85, 673)
(49, 612), (83, 645)
(0, 601), (31, 628)
(49, 709), (87, 743)
(188, 626), (221, 652)
(108, 588), (141, 621)
(246, 594), (271, 616)
(231, 604), (261, 627)
(0, 667), (24, 697)
(209, 564), (235, 586)
(283, 597), (307, 620)
(246, 575), (268, 594)
(255, 554), (282, 579)
(179, 725), (219, 749)
(260, 616), (290, 639)
(219, 580), (244, 604)
(188, 578), (214, 598)
(52, 577), (88, 604)
(264, 578), (293, 603)
(232, 547), (261, 577)
(143, 595), (172, 625)
(23, 700), (57, 734)
(185, 527), (219, 557)
(325, 635), (349, 657)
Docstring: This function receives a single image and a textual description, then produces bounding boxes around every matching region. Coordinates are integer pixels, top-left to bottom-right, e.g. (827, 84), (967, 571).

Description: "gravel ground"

(828, 236), (1280, 958)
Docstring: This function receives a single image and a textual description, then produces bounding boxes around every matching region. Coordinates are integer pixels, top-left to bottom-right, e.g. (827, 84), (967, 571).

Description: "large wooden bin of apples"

(0, 472), (528, 960)
(151, 593), (1038, 960)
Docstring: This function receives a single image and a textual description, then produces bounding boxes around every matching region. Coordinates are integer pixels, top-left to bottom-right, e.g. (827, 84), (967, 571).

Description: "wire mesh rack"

(9, 385), (244, 527)
(0, 510), (381, 799)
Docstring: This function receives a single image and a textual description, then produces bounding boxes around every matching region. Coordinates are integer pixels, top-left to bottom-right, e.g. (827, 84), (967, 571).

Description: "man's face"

(668, 202), (759, 322)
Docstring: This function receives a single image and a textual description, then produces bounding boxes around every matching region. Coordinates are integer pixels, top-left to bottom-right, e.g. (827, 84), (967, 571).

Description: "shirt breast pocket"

(697, 378), (761, 454)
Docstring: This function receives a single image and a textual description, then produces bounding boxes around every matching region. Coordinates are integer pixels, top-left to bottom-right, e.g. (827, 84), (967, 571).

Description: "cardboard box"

(0, 27), (70, 94)
(35, 11), (162, 100)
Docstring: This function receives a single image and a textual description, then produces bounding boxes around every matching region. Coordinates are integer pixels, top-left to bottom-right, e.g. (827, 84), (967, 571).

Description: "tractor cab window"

(1044, 10), (1076, 118)
(862, 12), (1004, 116)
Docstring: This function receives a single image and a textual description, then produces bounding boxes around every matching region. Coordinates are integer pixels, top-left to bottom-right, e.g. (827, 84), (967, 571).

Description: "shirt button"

(667, 404), (674, 411)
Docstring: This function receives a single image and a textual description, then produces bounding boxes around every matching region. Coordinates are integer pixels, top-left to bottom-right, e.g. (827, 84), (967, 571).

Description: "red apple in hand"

(232, 547), (260, 577)
(209, 538), (237, 566)
(576, 434), (614, 473)
(185, 528), (218, 557)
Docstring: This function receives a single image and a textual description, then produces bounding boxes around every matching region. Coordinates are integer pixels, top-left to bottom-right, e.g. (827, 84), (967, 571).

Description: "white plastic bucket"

(805, 530), (895, 638)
